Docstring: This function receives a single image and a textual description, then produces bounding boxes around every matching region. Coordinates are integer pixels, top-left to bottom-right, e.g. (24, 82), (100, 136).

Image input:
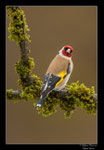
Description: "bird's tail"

(35, 84), (53, 108)
(35, 94), (47, 108)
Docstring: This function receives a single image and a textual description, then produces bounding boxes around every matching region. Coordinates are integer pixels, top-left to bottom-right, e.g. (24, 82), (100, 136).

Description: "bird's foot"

(60, 89), (68, 93)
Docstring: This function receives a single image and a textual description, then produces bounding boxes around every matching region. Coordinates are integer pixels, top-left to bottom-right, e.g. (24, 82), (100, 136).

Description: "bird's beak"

(67, 49), (71, 53)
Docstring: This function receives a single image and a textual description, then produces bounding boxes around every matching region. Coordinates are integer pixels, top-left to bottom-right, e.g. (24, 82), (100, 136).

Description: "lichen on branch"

(6, 6), (97, 119)
(7, 6), (31, 45)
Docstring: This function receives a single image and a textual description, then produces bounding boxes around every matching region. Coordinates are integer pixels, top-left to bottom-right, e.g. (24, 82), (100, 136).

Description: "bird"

(35, 45), (74, 108)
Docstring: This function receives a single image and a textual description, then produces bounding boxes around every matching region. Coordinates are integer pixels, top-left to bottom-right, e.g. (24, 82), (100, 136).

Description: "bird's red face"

(61, 45), (73, 57)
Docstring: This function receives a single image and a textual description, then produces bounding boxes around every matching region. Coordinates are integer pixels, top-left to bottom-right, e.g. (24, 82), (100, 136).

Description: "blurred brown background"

(6, 6), (97, 144)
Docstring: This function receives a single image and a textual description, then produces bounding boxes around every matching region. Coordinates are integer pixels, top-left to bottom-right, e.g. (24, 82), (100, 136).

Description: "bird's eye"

(64, 47), (68, 51)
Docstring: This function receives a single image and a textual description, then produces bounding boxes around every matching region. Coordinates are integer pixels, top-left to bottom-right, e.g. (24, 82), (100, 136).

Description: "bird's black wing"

(63, 62), (71, 78)
(41, 73), (49, 94)
(35, 74), (61, 107)
(41, 73), (61, 94)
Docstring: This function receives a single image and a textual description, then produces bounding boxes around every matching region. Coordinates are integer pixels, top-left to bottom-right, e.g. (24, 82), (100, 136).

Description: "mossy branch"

(6, 6), (97, 119)
(7, 6), (35, 88)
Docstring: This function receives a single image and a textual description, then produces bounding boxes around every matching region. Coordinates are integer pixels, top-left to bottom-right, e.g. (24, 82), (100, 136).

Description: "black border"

(97, 1), (104, 149)
(0, 0), (104, 149)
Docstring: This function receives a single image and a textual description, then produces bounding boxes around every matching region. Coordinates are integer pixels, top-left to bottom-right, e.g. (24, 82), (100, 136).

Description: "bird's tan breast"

(46, 54), (72, 75)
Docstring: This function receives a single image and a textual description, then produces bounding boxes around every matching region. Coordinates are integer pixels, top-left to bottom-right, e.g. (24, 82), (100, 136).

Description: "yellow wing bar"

(55, 71), (67, 86)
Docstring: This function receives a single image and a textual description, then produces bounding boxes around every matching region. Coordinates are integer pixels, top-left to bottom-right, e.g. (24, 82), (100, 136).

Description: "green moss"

(15, 57), (35, 89)
(33, 96), (59, 117)
(20, 91), (34, 100)
(28, 57), (35, 73)
(66, 81), (96, 115)
(17, 74), (42, 100)
(6, 89), (20, 102)
(15, 57), (35, 77)
(7, 6), (31, 45)
(15, 60), (29, 78)
(6, 89), (13, 99)
(64, 111), (71, 119)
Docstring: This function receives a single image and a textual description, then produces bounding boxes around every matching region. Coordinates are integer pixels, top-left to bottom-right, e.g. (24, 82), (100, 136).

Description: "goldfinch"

(35, 45), (74, 108)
